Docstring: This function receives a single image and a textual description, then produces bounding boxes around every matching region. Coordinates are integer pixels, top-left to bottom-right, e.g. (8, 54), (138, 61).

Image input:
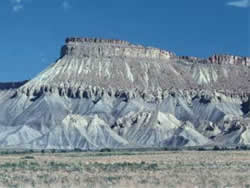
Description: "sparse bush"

(100, 148), (112, 152)
(74, 148), (82, 152)
(85, 161), (159, 172)
(0, 160), (40, 171)
(198, 147), (206, 151)
(23, 156), (35, 160)
(220, 147), (229, 151)
(213, 146), (230, 151)
(169, 147), (181, 151)
(147, 163), (158, 170)
(104, 176), (122, 183)
(163, 147), (169, 151)
(47, 161), (82, 172)
(213, 146), (221, 151)
(240, 145), (248, 150)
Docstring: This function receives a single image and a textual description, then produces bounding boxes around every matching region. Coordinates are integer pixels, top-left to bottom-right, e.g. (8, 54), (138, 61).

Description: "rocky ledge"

(65, 37), (131, 45)
(208, 55), (250, 66)
(180, 55), (250, 66)
(62, 37), (250, 66)
(17, 84), (250, 105)
(61, 37), (175, 60)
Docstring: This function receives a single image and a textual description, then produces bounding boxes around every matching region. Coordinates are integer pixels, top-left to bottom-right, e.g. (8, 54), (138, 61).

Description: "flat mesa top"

(62, 37), (176, 60)
(65, 37), (132, 46)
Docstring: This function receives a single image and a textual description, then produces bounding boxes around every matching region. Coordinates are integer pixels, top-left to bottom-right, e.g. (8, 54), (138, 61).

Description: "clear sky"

(0, 0), (249, 82)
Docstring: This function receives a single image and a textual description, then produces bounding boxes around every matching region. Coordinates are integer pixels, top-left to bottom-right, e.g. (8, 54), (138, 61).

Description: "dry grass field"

(0, 150), (249, 188)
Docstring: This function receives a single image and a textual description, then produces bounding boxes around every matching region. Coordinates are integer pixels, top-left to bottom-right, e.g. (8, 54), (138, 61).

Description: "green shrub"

(240, 145), (248, 150)
(74, 148), (82, 152)
(100, 148), (112, 152)
(22, 156), (35, 160)
(163, 147), (169, 151)
(213, 146), (221, 151)
(85, 161), (159, 172)
(198, 147), (206, 151)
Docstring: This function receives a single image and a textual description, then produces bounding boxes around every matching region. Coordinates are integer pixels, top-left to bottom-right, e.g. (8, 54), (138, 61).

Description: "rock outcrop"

(208, 55), (250, 66)
(61, 37), (175, 60)
(0, 37), (249, 150)
(180, 55), (250, 66)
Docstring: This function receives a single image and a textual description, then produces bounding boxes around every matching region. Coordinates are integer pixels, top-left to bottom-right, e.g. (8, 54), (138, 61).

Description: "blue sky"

(0, 0), (249, 82)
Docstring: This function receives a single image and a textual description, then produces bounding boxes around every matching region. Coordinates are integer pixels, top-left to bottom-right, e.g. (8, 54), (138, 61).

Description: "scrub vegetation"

(0, 150), (249, 187)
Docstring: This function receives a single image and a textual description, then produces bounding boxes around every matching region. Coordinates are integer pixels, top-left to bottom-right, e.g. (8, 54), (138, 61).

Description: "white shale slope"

(0, 37), (249, 149)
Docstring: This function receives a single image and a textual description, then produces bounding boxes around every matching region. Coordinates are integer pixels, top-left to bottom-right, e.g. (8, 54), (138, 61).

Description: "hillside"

(0, 37), (249, 149)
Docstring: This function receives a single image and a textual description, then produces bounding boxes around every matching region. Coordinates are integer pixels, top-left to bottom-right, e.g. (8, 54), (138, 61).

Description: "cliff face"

(180, 55), (250, 66)
(62, 38), (250, 66)
(0, 37), (249, 150)
(19, 38), (250, 99)
(208, 55), (250, 66)
(61, 37), (175, 60)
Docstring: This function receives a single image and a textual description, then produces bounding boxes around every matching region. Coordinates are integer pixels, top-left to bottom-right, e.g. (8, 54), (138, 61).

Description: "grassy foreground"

(0, 150), (249, 187)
